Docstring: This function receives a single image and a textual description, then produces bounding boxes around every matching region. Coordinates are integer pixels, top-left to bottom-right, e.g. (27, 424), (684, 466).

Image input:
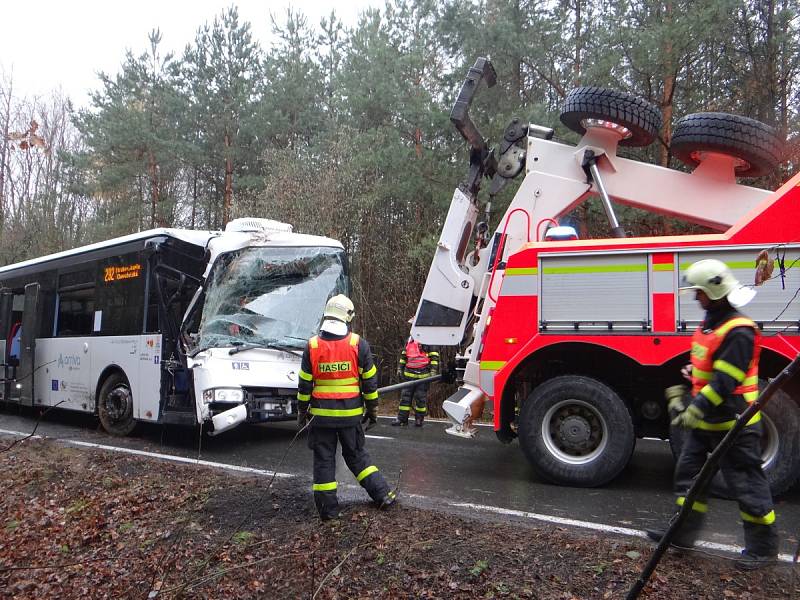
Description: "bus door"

(14, 283), (40, 405)
(0, 291), (12, 400)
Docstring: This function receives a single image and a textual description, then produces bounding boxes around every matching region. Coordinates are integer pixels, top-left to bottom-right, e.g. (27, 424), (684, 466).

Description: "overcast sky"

(0, 0), (381, 108)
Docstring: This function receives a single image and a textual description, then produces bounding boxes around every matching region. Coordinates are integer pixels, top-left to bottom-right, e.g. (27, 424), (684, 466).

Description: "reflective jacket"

(399, 338), (439, 379)
(297, 331), (379, 428)
(689, 311), (761, 430)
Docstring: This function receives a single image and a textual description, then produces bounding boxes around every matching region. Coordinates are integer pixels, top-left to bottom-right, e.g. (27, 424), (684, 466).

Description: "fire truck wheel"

(668, 388), (800, 497)
(98, 372), (137, 437)
(559, 87), (662, 147)
(670, 112), (784, 178)
(519, 375), (635, 487)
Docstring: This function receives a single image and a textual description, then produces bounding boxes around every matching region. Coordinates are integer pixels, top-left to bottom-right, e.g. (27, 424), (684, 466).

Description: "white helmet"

(323, 294), (355, 323)
(679, 259), (756, 308)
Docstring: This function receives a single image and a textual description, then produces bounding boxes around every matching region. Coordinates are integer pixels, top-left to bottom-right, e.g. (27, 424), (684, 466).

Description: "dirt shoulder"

(0, 436), (795, 599)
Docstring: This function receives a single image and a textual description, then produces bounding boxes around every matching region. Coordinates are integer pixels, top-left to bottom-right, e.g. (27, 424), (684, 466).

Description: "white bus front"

(187, 242), (349, 435)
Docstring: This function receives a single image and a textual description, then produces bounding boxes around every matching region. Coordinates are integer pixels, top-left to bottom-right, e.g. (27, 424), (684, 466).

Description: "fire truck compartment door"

(677, 249), (800, 331)
(540, 254), (649, 330)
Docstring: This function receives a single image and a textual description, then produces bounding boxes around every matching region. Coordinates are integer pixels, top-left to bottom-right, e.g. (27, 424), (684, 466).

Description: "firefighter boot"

(391, 414), (408, 426)
(414, 413), (424, 427)
(378, 490), (397, 509)
(646, 509), (704, 548)
(737, 522), (779, 570)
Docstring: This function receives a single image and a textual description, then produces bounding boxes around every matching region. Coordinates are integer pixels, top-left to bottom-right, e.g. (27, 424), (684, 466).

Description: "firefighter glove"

(362, 401), (378, 430)
(671, 404), (704, 429)
(667, 395), (686, 415)
(297, 408), (310, 428)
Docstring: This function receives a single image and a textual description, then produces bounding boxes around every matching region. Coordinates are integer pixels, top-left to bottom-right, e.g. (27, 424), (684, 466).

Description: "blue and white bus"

(0, 218), (349, 436)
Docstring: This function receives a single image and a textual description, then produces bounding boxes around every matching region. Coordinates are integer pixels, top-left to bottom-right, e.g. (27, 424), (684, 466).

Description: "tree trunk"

(573, 0), (582, 87)
(763, 0), (777, 125)
(148, 150), (160, 228)
(659, 1), (675, 168)
(223, 131), (233, 225)
(191, 168), (198, 228)
(0, 77), (12, 232)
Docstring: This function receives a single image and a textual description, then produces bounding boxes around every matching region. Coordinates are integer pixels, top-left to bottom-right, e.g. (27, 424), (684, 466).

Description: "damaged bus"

(0, 218), (348, 436)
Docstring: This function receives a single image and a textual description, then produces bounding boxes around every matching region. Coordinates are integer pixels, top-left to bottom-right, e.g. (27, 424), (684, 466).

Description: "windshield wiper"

(228, 341), (302, 355)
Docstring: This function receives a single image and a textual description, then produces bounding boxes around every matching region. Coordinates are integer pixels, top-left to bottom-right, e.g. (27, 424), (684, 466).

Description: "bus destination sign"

(104, 263), (142, 283)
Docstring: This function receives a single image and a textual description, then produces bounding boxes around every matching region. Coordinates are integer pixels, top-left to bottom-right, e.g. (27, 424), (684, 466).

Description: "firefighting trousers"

(674, 424), (777, 555)
(308, 424), (391, 518)
(398, 380), (429, 419)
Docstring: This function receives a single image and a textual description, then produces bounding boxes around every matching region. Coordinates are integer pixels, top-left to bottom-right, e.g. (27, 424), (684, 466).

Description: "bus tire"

(669, 389), (800, 497)
(670, 112), (784, 177)
(518, 375), (635, 487)
(98, 372), (137, 436)
(560, 87), (662, 147)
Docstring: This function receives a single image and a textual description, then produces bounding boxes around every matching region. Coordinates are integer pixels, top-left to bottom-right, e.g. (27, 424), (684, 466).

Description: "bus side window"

(56, 287), (95, 336)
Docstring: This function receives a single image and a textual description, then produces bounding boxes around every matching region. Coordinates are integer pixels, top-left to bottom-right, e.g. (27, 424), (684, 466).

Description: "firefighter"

(392, 319), (440, 427)
(647, 259), (778, 568)
(297, 294), (396, 520)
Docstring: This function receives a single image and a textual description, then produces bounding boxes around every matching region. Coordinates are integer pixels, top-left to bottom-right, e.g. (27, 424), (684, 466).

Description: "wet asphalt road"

(1, 406), (798, 553)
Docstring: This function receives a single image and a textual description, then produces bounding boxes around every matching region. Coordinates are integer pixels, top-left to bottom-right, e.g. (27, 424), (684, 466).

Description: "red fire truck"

(412, 58), (800, 495)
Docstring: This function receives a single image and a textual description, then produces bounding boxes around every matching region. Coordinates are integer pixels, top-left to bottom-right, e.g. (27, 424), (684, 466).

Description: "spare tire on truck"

(669, 387), (800, 497)
(560, 87), (663, 147)
(518, 375), (635, 487)
(670, 112), (784, 178)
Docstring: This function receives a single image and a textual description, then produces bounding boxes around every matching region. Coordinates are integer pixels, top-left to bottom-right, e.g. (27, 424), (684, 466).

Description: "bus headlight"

(202, 388), (244, 403)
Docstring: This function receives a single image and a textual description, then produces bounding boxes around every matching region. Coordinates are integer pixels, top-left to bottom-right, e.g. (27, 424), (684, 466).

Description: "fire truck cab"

(412, 58), (800, 495)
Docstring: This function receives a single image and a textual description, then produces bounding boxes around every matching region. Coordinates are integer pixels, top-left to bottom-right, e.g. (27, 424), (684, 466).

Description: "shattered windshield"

(197, 246), (348, 351)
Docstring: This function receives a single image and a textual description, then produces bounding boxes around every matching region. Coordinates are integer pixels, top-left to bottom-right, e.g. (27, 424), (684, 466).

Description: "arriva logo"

(58, 353), (81, 369)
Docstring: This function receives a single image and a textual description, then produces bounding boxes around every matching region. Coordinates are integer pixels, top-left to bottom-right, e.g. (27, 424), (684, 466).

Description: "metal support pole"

(588, 161), (626, 238)
(376, 375), (442, 395)
(626, 355), (800, 599)
(581, 149), (625, 238)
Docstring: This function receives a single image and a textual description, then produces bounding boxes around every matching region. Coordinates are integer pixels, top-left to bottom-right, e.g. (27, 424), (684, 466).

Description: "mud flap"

(208, 404), (247, 436)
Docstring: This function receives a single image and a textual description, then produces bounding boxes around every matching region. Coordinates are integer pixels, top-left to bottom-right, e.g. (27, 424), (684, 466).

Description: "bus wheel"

(518, 375), (635, 487)
(98, 373), (137, 436)
(670, 388), (800, 497)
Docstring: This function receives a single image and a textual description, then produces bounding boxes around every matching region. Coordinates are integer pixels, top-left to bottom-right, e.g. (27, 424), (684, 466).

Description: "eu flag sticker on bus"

(232, 362), (250, 370)
(51, 379), (59, 391)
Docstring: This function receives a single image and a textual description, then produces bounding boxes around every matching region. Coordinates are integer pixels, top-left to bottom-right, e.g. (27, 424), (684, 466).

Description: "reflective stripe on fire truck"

(499, 267), (538, 296)
(479, 360), (507, 395)
(650, 260), (674, 293)
(542, 264), (647, 274)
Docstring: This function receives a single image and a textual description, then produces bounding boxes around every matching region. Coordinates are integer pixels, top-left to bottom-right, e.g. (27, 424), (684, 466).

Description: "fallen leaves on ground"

(0, 437), (796, 599)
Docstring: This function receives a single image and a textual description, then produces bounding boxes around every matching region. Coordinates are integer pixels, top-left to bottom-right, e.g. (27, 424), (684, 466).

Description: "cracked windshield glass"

(198, 246), (348, 351)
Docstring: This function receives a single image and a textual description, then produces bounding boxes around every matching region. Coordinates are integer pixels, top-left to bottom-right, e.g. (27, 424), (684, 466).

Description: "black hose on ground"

(626, 355), (800, 600)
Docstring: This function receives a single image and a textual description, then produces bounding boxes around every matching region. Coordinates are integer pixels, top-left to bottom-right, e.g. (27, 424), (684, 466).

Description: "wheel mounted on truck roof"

(670, 112), (784, 178)
(669, 386), (800, 497)
(518, 375), (635, 487)
(560, 87), (663, 147)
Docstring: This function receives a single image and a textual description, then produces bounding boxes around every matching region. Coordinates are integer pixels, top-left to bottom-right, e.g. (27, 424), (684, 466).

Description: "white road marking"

(1, 427), (794, 562)
(365, 434), (393, 440)
(0, 428), (293, 478)
(377, 415), (493, 427)
(449, 501), (796, 563)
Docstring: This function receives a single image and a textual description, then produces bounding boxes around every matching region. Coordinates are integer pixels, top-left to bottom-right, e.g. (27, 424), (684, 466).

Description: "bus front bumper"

(208, 404), (248, 436)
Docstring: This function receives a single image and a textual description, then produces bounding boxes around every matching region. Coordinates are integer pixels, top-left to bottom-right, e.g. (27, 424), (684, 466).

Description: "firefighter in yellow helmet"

(297, 294), (396, 520)
(648, 259), (777, 568)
